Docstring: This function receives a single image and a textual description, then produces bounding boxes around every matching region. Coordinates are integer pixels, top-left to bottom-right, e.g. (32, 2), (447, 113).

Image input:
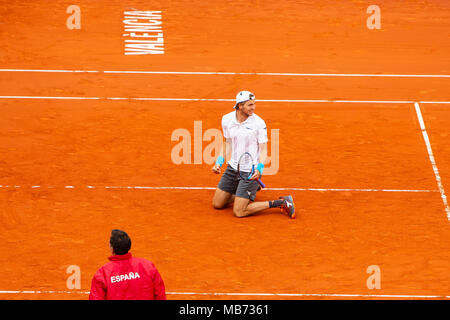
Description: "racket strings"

(238, 153), (255, 180)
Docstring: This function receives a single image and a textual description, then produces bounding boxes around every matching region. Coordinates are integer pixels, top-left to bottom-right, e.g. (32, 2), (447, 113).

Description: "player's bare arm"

(212, 138), (231, 174)
(250, 142), (267, 181)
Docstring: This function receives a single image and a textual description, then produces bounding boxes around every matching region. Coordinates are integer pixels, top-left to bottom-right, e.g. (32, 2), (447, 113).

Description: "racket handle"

(257, 178), (265, 188)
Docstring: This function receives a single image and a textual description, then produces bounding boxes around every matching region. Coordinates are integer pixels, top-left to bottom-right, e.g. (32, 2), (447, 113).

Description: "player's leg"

(212, 188), (234, 209)
(212, 165), (239, 209)
(233, 179), (268, 217)
(233, 179), (296, 218)
(233, 196), (269, 217)
(227, 194), (236, 206)
(233, 196), (295, 218)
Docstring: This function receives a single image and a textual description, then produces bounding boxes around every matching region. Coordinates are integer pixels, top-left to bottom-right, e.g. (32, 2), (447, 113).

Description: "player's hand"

(212, 164), (221, 174)
(249, 170), (261, 180)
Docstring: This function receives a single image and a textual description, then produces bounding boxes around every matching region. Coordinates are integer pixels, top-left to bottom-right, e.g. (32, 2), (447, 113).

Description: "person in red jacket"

(89, 229), (166, 300)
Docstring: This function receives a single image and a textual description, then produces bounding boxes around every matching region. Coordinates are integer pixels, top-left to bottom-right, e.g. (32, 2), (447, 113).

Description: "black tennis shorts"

(217, 164), (260, 201)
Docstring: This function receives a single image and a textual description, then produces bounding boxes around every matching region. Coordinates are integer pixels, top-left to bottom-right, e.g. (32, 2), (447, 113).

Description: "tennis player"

(211, 90), (295, 218)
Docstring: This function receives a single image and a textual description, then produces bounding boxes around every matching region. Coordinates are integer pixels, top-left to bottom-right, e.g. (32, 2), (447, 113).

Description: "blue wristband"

(256, 163), (264, 175)
(215, 156), (225, 167)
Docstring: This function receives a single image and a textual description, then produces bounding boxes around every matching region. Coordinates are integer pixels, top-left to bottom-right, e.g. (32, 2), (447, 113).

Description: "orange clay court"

(0, 0), (449, 300)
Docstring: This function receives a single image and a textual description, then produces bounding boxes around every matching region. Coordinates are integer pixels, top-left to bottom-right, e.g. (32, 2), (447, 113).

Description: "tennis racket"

(237, 152), (266, 188)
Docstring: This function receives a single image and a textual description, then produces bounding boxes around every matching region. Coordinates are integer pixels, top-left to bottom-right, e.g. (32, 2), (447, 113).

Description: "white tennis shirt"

(221, 110), (268, 171)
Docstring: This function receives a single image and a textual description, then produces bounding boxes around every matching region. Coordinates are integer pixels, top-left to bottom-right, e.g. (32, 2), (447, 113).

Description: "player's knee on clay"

(212, 198), (225, 209)
(233, 208), (246, 218)
(212, 189), (231, 209)
(212, 196), (224, 209)
(233, 200), (248, 218)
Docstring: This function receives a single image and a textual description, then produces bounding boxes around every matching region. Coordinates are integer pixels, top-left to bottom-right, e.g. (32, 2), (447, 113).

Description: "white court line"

(0, 96), (101, 100)
(1, 95), (450, 104)
(420, 101), (450, 104)
(0, 290), (448, 299)
(0, 185), (438, 193)
(1, 68), (450, 78)
(166, 292), (450, 299)
(0, 69), (101, 73)
(414, 102), (450, 220)
(0, 290), (90, 295)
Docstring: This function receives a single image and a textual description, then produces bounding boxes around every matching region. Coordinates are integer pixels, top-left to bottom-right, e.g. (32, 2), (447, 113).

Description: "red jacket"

(89, 252), (166, 300)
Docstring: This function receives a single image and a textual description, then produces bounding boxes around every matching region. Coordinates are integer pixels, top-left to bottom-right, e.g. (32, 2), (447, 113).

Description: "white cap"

(234, 90), (255, 108)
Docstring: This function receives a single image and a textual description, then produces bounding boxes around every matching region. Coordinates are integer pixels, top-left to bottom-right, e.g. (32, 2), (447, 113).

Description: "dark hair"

(110, 229), (131, 255)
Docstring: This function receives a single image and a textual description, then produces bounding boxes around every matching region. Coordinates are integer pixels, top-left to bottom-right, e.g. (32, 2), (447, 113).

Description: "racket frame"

(237, 152), (266, 188)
